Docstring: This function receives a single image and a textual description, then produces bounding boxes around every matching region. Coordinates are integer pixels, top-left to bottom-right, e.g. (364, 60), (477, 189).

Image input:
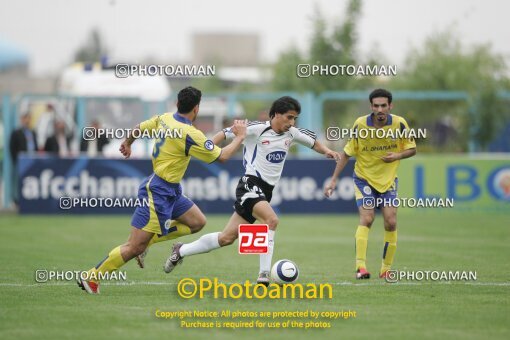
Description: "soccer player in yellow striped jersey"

(324, 89), (416, 280)
(78, 86), (247, 294)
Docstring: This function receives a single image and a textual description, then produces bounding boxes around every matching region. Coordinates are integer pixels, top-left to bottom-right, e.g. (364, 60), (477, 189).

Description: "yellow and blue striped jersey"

(344, 113), (416, 193)
(140, 112), (221, 183)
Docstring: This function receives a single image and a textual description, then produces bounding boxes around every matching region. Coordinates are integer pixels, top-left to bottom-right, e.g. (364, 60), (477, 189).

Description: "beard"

(376, 114), (386, 121)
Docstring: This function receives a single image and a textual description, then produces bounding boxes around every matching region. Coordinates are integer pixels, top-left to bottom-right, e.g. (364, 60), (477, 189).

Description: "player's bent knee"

(384, 217), (397, 231)
(218, 233), (236, 246)
(190, 216), (207, 233)
(266, 216), (279, 230)
(361, 217), (374, 227)
(359, 210), (375, 227)
(129, 243), (147, 256)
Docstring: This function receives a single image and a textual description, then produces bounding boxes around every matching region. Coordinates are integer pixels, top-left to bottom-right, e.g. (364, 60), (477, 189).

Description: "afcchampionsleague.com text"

(384, 270), (477, 283)
(83, 127), (183, 141)
(297, 64), (397, 78)
(59, 197), (149, 210)
(115, 64), (216, 78)
(362, 197), (454, 209)
(35, 270), (127, 283)
(326, 127), (427, 141)
(177, 278), (333, 299)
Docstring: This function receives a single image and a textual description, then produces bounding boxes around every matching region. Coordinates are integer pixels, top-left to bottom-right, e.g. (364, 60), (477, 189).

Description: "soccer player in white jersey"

(163, 96), (338, 284)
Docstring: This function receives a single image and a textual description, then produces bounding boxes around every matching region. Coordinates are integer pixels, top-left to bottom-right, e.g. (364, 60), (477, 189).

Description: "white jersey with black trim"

(223, 121), (316, 186)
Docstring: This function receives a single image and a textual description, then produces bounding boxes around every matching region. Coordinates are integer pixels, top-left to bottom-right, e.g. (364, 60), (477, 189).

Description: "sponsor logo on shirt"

(266, 151), (287, 163)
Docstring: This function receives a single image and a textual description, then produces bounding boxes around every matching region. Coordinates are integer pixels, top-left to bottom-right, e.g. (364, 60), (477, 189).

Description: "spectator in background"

(9, 112), (38, 163)
(44, 120), (72, 157)
(9, 112), (38, 205)
(36, 103), (57, 148)
(80, 119), (110, 157)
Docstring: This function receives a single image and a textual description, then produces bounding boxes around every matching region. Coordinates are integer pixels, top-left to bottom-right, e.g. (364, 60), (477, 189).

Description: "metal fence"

(2, 90), (509, 208)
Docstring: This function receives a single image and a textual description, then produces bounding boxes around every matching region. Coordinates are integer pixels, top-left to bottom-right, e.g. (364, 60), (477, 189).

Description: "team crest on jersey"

(363, 186), (372, 195)
(285, 139), (291, 147)
(204, 140), (214, 151)
(164, 220), (171, 230)
(266, 151), (286, 163)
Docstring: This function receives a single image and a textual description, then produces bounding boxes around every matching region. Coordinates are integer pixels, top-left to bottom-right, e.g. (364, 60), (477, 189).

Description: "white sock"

(179, 232), (221, 257)
(259, 230), (275, 274)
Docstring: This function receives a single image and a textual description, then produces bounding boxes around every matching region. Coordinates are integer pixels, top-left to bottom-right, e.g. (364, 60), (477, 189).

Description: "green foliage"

(271, 4), (510, 151)
(395, 32), (507, 91)
(272, 48), (304, 92)
(391, 31), (510, 150)
(272, 0), (374, 94)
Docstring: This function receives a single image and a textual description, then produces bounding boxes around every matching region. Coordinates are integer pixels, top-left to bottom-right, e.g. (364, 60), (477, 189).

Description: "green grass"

(0, 212), (509, 339)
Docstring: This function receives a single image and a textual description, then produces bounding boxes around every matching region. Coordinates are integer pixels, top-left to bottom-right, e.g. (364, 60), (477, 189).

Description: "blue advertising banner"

(18, 156), (356, 214)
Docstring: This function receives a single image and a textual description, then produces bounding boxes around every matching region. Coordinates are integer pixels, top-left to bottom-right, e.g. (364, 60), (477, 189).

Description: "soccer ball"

(271, 259), (299, 284)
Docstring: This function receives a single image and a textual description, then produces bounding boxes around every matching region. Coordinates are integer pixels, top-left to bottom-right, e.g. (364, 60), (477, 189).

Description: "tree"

(272, 0), (373, 93)
(391, 31), (510, 151)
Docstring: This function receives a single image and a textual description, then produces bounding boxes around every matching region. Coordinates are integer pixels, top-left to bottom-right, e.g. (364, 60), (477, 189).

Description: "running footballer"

(77, 86), (246, 294)
(161, 96), (339, 284)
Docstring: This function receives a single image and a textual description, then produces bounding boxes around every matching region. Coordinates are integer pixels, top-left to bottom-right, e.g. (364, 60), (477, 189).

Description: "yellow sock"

(381, 230), (397, 274)
(355, 225), (370, 270)
(148, 221), (192, 246)
(88, 246), (126, 282)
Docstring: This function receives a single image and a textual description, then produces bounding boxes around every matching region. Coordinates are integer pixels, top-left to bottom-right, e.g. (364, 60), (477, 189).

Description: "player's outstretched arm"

(119, 124), (141, 159)
(217, 120), (247, 163)
(312, 140), (339, 160)
(324, 151), (350, 198)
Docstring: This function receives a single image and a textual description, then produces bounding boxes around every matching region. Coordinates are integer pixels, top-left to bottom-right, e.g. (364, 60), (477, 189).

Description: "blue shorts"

(131, 174), (194, 235)
(353, 173), (398, 209)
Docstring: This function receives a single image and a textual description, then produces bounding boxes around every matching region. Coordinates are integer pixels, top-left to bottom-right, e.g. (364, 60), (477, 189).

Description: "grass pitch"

(0, 212), (509, 339)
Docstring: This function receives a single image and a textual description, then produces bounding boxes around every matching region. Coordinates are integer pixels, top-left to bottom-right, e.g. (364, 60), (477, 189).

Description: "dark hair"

(177, 86), (202, 113)
(369, 89), (392, 104)
(269, 96), (301, 118)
